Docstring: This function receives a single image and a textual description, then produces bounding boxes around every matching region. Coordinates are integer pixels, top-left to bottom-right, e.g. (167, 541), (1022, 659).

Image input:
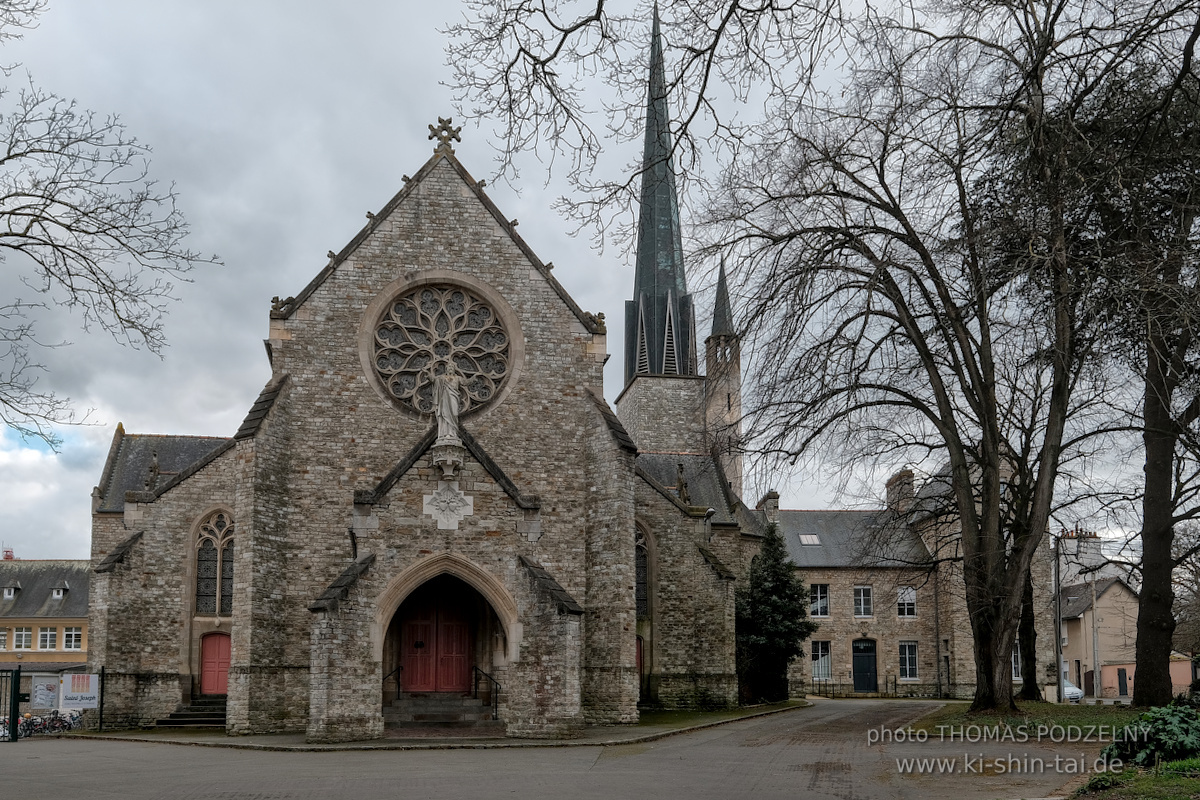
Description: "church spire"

(711, 259), (735, 338)
(624, 6), (697, 386)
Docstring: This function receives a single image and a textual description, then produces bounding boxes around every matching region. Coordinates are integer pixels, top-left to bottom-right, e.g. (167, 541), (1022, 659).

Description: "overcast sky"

(0, 1), (836, 560)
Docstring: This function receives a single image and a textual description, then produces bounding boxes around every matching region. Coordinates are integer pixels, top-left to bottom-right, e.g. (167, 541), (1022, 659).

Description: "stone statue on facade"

(430, 364), (463, 445)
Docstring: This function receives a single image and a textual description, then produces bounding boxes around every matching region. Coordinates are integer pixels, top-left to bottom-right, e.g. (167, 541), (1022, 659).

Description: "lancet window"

(635, 531), (649, 620)
(196, 511), (235, 615)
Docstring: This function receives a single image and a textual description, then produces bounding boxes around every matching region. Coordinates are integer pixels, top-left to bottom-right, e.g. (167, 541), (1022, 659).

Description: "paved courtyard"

(5, 699), (1091, 799)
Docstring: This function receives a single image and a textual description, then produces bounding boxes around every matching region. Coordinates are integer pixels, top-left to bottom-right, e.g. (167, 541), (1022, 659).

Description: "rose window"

(373, 285), (510, 416)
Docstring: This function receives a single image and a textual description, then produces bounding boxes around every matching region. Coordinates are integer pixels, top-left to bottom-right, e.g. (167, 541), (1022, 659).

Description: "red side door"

(402, 601), (437, 692)
(437, 612), (470, 692)
(200, 632), (231, 695)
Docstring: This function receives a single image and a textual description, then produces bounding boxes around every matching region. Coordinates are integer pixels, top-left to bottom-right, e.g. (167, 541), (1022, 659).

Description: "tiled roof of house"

(1058, 578), (1127, 619)
(0, 560), (89, 618)
(778, 509), (930, 569)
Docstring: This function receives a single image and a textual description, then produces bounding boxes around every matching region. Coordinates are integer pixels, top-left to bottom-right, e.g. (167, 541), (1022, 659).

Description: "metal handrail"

(382, 665), (402, 685)
(472, 666), (502, 720)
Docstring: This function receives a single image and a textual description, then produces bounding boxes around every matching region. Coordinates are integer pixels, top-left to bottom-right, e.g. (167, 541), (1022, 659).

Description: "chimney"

(886, 469), (915, 515)
(756, 491), (780, 524)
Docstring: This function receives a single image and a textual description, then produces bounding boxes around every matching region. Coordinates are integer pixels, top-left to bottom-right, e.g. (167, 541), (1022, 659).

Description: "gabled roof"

(519, 556), (583, 615)
(94, 425), (230, 514)
(778, 509), (931, 569)
(308, 553), (376, 613)
(587, 390), (637, 454)
(354, 425), (539, 510)
(635, 452), (736, 524)
(94, 531), (144, 574)
(1059, 578), (1132, 619)
(269, 142), (602, 336)
(235, 374), (288, 440)
(0, 561), (89, 618)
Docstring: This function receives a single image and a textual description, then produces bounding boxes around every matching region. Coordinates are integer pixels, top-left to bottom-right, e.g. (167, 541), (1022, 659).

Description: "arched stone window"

(196, 511), (235, 615)
(635, 531), (649, 620)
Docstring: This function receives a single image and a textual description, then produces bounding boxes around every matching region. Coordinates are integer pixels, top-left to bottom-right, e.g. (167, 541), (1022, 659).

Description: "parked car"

(1061, 678), (1084, 702)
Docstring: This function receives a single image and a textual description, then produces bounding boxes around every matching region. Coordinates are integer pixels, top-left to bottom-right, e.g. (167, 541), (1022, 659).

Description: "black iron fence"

(1, 667), (21, 741)
(808, 675), (899, 698)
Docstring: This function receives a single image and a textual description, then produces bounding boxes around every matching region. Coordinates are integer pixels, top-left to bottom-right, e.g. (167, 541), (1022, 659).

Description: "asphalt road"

(3, 699), (1085, 800)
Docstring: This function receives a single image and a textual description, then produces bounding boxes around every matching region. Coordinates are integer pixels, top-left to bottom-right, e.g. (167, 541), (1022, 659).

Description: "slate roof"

(587, 390), (637, 454)
(1058, 578), (1128, 619)
(635, 452), (737, 525)
(778, 509), (931, 569)
(519, 556), (583, 615)
(308, 553), (376, 613)
(95, 427), (230, 514)
(234, 374), (288, 440)
(0, 561), (90, 618)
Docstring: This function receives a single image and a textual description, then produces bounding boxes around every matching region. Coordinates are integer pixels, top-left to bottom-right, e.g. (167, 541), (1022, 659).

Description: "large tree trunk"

(968, 607), (1018, 712)
(1135, 340), (1178, 707)
(1019, 571), (1043, 701)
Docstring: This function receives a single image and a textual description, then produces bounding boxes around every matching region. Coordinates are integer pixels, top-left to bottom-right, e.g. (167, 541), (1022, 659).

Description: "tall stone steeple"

(705, 260), (743, 496)
(624, 6), (697, 386)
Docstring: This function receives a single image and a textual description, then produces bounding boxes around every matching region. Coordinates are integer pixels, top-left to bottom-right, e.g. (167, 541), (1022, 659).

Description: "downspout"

(934, 560), (943, 698)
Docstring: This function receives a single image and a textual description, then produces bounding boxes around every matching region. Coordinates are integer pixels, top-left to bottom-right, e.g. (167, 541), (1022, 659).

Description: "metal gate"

(1, 667), (20, 741)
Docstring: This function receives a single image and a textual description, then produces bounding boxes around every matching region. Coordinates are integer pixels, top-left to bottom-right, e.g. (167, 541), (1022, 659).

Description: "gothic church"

(87, 14), (762, 741)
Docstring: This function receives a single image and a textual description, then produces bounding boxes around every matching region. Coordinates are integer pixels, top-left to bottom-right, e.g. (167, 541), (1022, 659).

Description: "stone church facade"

(88, 13), (764, 740)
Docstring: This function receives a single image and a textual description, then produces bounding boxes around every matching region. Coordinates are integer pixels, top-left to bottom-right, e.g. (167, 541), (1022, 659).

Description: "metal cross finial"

(429, 116), (462, 154)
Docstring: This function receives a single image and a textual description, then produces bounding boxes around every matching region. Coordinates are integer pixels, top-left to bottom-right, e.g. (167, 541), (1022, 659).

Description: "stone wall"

(616, 375), (707, 454)
(580, 399), (639, 724)
(635, 481), (738, 709)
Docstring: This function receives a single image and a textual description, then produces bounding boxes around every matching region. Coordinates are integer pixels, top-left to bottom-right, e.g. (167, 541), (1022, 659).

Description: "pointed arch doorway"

(383, 574), (501, 698)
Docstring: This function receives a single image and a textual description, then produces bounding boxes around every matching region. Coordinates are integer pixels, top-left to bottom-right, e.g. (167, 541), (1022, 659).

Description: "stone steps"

(384, 692), (501, 730)
(155, 695), (227, 729)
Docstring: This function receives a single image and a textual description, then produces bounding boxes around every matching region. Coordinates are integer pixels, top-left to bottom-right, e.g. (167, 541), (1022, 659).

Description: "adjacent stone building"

(779, 468), (1058, 701)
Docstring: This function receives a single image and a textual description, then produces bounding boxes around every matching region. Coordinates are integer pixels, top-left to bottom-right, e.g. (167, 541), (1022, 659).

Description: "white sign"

(60, 673), (99, 709)
(32, 678), (58, 708)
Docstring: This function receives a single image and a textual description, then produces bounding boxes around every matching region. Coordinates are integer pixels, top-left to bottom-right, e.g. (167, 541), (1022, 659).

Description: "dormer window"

(52, 588), (64, 599)
(2, 587), (13, 600)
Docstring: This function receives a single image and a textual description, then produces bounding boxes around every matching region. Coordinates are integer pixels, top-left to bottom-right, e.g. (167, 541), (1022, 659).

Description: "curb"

(61, 701), (810, 752)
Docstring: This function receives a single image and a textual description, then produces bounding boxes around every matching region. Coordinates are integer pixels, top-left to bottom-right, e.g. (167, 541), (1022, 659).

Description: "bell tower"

(704, 261), (742, 496)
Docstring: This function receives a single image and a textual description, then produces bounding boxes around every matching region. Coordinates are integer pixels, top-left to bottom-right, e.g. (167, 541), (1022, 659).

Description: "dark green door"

(852, 640), (878, 692)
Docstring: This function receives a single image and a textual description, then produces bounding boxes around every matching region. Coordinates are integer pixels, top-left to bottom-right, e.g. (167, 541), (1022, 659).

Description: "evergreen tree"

(736, 523), (817, 702)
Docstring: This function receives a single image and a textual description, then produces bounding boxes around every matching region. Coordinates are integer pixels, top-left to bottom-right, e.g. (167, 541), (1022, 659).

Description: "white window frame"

(854, 586), (874, 617)
(51, 588), (64, 599)
(1012, 643), (1023, 681)
(811, 641), (832, 681)
(899, 641), (918, 679)
(38, 627), (57, 650)
(2, 587), (13, 599)
(0, 629), (6, 650)
(897, 586), (917, 617)
(63, 627), (83, 650)
(810, 584), (829, 617)
(13, 626), (31, 649)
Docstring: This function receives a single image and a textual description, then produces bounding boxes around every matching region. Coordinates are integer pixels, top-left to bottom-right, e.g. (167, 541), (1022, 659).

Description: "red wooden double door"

(399, 586), (472, 693)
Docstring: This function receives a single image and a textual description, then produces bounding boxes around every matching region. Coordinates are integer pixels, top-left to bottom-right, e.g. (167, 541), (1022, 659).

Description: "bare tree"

(984, 64), (1200, 705)
(0, 1), (217, 446)
(449, 0), (1197, 710)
